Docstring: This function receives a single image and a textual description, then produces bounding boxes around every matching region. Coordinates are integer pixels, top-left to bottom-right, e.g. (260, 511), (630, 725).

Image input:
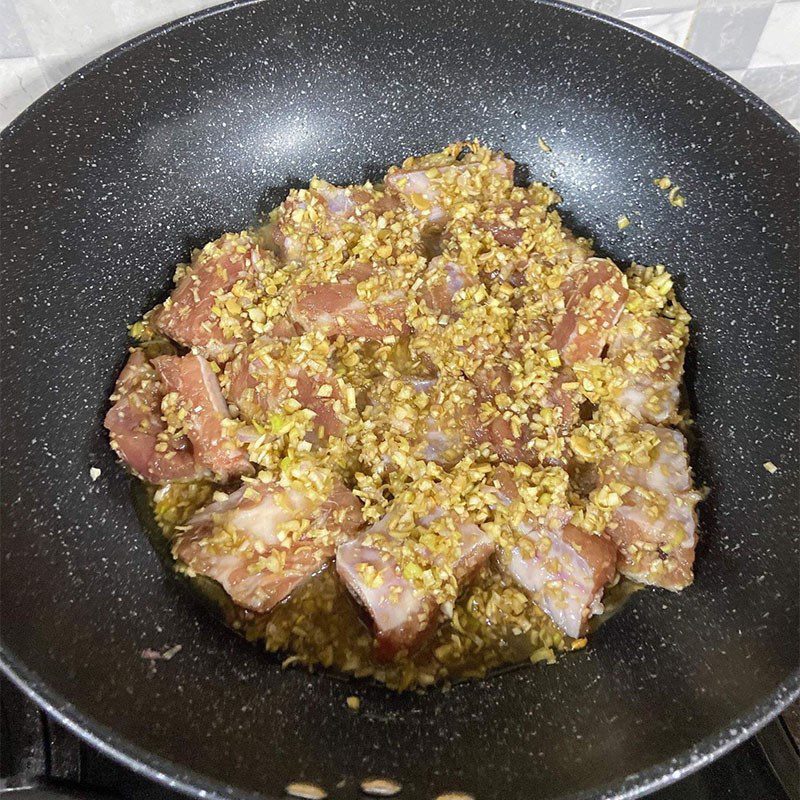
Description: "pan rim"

(1, 0), (798, 798)
(2, 649), (799, 800)
(1, 0), (798, 143)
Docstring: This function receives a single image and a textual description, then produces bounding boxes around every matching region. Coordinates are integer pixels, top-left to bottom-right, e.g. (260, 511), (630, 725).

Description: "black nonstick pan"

(1, 0), (798, 798)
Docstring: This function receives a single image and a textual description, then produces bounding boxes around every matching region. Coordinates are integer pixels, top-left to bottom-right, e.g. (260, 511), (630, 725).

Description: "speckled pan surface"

(1, 0), (798, 798)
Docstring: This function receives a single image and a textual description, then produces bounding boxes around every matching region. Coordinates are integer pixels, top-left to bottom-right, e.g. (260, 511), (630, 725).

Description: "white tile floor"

(0, 0), (798, 129)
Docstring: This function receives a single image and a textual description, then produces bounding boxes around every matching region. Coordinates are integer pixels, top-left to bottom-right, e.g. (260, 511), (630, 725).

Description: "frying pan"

(1, 0), (798, 798)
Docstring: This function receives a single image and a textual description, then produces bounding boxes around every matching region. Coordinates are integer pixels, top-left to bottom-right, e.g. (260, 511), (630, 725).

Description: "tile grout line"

(681, 0), (703, 50)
